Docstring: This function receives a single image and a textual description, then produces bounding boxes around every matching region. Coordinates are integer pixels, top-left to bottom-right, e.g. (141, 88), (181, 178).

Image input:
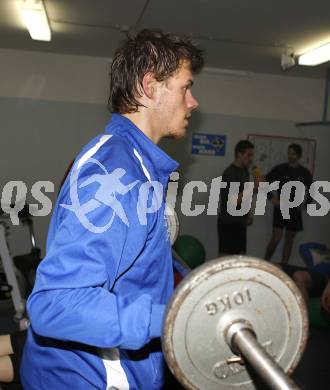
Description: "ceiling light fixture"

(20, 0), (51, 42)
(298, 42), (330, 66)
(281, 52), (295, 71)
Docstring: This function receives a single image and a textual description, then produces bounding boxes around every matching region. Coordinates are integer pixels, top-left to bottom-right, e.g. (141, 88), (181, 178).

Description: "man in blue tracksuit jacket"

(20, 30), (204, 389)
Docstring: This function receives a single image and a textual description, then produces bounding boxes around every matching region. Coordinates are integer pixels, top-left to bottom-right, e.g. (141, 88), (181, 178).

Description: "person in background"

(218, 140), (256, 255)
(264, 144), (313, 265)
(0, 332), (26, 384)
(282, 242), (330, 312)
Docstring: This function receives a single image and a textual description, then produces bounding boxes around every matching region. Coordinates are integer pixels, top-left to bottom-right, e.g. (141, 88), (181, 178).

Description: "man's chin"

(174, 128), (187, 139)
(165, 127), (187, 140)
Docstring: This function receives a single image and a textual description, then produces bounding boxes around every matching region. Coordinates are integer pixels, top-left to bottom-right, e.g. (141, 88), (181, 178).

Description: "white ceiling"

(1, 0), (330, 79)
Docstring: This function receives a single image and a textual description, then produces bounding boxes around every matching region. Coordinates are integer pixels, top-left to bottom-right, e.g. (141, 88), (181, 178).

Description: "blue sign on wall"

(192, 133), (226, 156)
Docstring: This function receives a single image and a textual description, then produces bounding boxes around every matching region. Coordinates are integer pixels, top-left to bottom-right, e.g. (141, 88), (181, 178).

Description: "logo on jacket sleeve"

(61, 158), (139, 233)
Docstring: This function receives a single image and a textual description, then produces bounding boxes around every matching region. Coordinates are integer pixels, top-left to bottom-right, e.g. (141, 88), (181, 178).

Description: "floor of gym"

(1, 300), (329, 389)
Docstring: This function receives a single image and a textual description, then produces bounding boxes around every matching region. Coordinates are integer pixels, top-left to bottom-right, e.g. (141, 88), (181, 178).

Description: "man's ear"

(142, 72), (157, 99)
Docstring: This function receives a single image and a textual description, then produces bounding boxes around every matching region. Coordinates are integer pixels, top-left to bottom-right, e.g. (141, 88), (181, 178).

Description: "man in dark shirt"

(218, 140), (255, 254)
(264, 144), (313, 264)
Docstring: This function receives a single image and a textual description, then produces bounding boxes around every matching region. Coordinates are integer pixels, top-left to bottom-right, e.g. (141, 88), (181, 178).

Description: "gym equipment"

(163, 256), (308, 390)
(13, 206), (41, 292)
(0, 222), (26, 321)
(0, 280), (12, 300)
(165, 203), (180, 246)
(173, 235), (206, 269)
(165, 205), (191, 285)
(0, 205), (40, 329)
(308, 298), (330, 328)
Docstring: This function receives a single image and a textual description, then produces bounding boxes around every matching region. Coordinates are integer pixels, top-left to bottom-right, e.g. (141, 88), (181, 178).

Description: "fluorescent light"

(298, 42), (330, 66)
(20, 0), (51, 41)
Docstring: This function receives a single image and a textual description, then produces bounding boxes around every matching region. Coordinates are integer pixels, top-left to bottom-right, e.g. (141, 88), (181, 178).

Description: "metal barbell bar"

(226, 321), (300, 390)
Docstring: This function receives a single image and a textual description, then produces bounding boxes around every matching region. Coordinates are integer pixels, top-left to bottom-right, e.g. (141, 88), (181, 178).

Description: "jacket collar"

(105, 113), (179, 180)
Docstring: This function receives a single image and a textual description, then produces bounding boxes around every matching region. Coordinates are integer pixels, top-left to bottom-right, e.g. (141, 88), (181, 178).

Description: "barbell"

(162, 256), (308, 390)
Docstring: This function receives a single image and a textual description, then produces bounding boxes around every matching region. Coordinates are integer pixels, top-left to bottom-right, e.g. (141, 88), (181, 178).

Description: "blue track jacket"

(20, 114), (179, 389)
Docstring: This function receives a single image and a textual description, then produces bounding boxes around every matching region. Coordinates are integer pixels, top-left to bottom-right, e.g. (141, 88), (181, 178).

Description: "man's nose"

(187, 90), (199, 110)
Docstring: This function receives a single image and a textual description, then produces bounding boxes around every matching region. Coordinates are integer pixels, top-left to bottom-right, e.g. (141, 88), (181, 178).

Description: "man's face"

(154, 60), (199, 139)
(288, 148), (300, 164)
(240, 148), (255, 168)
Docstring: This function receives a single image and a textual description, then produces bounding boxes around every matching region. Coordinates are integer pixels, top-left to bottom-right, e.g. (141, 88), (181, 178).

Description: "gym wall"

(0, 48), (329, 265)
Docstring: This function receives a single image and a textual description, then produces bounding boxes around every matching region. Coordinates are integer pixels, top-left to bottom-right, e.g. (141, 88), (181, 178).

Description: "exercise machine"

(0, 206), (41, 330)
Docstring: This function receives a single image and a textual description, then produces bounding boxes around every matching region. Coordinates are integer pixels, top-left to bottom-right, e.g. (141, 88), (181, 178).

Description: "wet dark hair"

(288, 143), (302, 157)
(235, 140), (254, 157)
(109, 29), (204, 114)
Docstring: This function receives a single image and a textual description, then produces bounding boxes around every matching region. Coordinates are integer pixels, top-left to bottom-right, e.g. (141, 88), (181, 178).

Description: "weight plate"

(162, 256), (308, 390)
(165, 204), (179, 246)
